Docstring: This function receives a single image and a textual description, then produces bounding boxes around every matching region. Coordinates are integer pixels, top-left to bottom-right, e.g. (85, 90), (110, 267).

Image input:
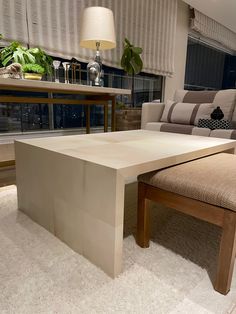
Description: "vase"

(211, 106), (224, 120)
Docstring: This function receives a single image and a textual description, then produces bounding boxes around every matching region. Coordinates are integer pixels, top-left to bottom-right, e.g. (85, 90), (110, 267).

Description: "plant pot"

(115, 108), (141, 131)
(23, 73), (43, 80)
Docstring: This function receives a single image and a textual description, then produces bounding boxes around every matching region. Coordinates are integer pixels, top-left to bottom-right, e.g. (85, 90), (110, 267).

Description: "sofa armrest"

(141, 102), (165, 129)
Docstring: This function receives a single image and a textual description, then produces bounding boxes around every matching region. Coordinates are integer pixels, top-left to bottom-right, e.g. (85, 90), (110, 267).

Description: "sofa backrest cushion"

(160, 100), (213, 125)
(174, 89), (236, 121)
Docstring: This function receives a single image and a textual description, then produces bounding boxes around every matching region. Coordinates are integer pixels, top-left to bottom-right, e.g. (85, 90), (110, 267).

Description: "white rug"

(0, 185), (236, 314)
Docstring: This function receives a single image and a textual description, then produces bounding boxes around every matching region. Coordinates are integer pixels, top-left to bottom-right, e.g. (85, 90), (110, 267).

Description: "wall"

(164, 0), (189, 101)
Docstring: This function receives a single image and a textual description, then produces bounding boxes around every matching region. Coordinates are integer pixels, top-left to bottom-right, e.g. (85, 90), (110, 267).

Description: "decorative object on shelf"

(53, 60), (61, 83)
(71, 63), (81, 84)
(198, 118), (230, 130)
(80, 6), (116, 86)
(62, 62), (70, 84)
(70, 58), (81, 84)
(22, 64), (45, 80)
(0, 40), (52, 77)
(87, 61), (100, 86)
(121, 38), (143, 107)
(211, 106), (224, 120)
(0, 63), (22, 79)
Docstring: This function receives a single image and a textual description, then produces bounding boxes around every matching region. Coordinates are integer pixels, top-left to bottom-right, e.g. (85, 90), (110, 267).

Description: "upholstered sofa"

(141, 89), (236, 140)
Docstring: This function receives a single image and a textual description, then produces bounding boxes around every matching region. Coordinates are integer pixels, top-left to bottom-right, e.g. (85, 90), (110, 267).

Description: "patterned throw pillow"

(198, 119), (230, 130)
(160, 100), (214, 125)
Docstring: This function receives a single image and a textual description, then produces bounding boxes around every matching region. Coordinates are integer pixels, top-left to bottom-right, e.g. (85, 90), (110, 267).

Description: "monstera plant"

(121, 38), (143, 106)
(0, 40), (52, 75)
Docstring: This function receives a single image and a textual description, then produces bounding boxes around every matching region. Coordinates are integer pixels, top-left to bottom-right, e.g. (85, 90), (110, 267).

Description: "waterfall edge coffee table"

(15, 130), (236, 277)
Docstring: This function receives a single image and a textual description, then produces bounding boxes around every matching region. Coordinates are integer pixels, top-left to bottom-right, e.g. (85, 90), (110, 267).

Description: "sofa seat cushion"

(138, 153), (236, 212)
(174, 89), (236, 121)
(210, 129), (236, 139)
(145, 122), (165, 131)
(146, 122), (211, 136)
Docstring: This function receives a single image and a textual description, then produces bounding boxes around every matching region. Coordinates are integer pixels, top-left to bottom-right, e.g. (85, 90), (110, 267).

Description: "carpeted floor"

(0, 185), (236, 314)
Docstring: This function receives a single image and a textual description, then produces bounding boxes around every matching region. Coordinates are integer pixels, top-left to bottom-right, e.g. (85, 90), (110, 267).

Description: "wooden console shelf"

(0, 78), (131, 133)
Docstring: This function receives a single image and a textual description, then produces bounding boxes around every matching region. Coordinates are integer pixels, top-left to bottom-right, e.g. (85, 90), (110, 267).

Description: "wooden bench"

(0, 160), (16, 187)
(137, 153), (236, 295)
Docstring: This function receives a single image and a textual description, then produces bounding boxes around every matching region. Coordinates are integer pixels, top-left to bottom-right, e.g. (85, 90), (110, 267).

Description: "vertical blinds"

(0, 0), (178, 77)
(190, 9), (236, 52)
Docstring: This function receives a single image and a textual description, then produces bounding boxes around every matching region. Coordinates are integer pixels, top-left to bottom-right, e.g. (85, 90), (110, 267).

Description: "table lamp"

(80, 6), (116, 86)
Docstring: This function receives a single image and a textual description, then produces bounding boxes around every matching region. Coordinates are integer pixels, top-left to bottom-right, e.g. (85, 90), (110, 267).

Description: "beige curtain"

(26, 0), (84, 59)
(190, 9), (236, 52)
(0, 0), (28, 46)
(1, 0), (178, 77)
(26, 0), (177, 76)
(81, 0), (178, 76)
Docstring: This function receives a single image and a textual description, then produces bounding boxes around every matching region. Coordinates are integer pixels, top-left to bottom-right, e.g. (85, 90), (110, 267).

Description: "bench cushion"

(138, 153), (236, 212)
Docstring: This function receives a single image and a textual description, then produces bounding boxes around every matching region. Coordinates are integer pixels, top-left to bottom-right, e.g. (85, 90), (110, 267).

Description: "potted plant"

(121, 38), (143, 107)
(116, 38), (143, 131)
(22, 64), (45, 80)
(0, 40), (52, 80)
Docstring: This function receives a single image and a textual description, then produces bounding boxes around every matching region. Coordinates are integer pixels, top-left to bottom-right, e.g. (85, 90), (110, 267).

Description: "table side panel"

(15, 141), (125, 277)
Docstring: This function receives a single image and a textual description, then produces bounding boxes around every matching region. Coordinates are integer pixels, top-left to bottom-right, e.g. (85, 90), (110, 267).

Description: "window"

(184, 37), (236, 91)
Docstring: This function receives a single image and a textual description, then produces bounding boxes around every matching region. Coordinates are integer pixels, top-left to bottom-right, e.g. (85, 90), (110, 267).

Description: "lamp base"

(87, 61), (101, 86)
(87, 45), (105, 87)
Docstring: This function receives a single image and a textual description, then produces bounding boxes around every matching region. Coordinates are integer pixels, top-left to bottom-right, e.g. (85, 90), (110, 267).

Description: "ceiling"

(182, 0), (236, 33)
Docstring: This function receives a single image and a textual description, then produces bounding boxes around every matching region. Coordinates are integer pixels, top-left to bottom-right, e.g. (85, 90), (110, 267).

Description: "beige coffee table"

(15, 130), (236, 277)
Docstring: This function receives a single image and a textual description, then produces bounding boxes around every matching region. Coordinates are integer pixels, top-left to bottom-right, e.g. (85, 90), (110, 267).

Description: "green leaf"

(25, 50), (36, 64)
(124, 38), (131, 46)
(13, 48), (24, 64)
(28, 47), (39, 54)
(121, 48), (131, 69)
(121, 37), (143, 75)
(130, 54), (143, 74)
(2, 55), (12, 66)
(131, 46), (142, 54)
(12, 48), (35, 65)
(1, 50), (13, 61)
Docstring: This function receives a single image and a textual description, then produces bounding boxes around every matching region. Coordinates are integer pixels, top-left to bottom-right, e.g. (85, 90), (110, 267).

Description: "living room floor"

(0, 185), (236, 313)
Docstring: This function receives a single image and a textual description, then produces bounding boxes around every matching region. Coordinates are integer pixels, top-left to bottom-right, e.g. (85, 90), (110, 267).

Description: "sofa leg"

(137, 182), (150, 248)
(215, 210), (236, 295)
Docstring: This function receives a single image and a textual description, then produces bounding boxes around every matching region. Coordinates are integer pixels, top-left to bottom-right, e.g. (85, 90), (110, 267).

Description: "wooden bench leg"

(215, 210), (236, 295)
(136, 182), (150, 248)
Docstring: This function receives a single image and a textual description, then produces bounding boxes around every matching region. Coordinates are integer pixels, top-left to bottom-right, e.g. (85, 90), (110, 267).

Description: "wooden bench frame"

(136, 181), (236, 295)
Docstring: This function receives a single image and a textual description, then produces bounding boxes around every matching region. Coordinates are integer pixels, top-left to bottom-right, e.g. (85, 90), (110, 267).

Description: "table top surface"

(0, 78), (131, 95)
(16, 130), (236, 177)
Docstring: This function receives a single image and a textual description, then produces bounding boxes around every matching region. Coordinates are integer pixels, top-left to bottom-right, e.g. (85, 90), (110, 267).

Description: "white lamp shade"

(80, 6), (116, 50)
